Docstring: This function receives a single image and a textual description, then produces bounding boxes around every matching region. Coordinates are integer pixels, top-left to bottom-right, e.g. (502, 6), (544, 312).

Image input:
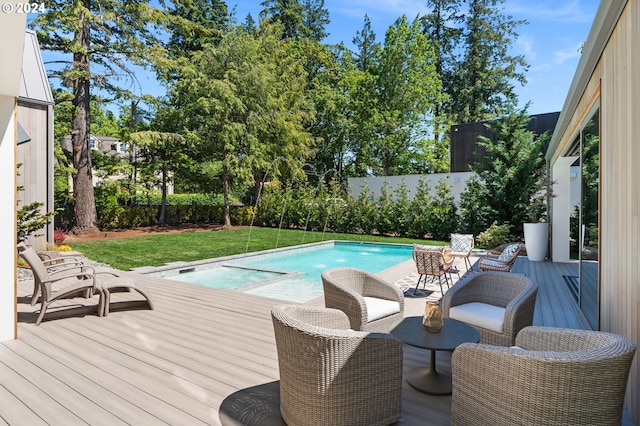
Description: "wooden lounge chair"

(271, 305), (403, 426)
(18, 242), (102, 325)
(477, 242), (523, 272)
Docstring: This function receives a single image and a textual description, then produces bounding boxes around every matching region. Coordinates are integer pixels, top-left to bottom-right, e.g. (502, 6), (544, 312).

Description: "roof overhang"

(546, 0), (627, 161)
(0, 4), (27, 97)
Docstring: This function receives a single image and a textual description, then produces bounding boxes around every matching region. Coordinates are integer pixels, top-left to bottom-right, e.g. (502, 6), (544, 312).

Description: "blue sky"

(229, 0), (600, 115)
(34, 0), (599, 117)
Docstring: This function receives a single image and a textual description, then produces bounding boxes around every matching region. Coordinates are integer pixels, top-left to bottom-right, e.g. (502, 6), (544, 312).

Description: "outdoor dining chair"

(450, 233), (474, 271)
(412, 246), (454, 296)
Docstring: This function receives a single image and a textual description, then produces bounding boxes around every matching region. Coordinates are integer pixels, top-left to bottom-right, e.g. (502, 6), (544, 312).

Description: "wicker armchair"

(271, 305), (403, 426)
(321, 267), (404, 332)
(412, 247), (454, 296)
(477, 242), (523, 272)
(442, 271), (538, 346)
(451, 326), (637, 426)
(450, 233), (474, 271)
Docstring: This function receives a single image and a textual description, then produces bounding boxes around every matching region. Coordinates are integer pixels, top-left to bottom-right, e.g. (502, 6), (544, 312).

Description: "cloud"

(554, 42), (584, 64)
(516, 34), (536, 61)
(504, 0), (597, 24)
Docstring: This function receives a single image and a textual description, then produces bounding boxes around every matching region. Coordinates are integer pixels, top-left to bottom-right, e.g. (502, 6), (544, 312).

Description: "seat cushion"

(363, 297), (401, 322)
(449, 302), (505, 333)
(479, 259), (510, 270)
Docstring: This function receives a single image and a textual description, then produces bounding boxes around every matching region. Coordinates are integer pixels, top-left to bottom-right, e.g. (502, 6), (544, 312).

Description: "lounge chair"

(477, 242), (523, 272)
(271, 304), (403, 426)
(18, 243), (153, 323)
(18, 242), (102, 325)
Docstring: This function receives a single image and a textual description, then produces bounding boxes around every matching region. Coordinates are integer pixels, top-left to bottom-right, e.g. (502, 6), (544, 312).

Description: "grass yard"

(69, 227), (447, 271)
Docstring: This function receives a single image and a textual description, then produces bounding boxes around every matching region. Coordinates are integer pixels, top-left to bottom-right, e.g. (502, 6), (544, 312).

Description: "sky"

(228, 0), (601, 115)
(32, 0), (600, 117)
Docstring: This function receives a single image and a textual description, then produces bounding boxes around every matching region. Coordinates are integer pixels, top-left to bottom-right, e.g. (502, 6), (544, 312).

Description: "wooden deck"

(4, 254), (589, 425)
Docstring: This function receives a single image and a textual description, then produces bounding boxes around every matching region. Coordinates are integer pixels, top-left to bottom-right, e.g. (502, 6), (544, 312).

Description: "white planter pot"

(524, 222), (549, 262)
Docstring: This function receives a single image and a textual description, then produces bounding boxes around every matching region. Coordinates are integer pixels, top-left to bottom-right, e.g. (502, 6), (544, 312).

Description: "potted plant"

(523, 177), (554, 262)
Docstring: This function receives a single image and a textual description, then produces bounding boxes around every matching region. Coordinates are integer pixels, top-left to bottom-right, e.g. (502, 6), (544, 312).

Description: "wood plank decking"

(4, 254), (588, 425)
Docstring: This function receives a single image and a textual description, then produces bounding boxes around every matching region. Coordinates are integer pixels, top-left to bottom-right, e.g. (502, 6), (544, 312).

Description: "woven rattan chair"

(442, 271), (537, 346)
(412, 246), (454, 296)
(477, 242), (523, 272)
(271, 305), (403, 426)
(321, 267), (404, 332)
(451, 326), (637, 426)
(450, 233), (474, 271)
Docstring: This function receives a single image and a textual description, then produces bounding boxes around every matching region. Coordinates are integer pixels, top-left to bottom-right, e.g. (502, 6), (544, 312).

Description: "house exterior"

(1, 3), (28, 341)
(547, 0), (639, 421)
(17, 30), (55, 252)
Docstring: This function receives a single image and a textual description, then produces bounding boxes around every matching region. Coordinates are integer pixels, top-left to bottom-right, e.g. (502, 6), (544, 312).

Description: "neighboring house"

(16, 30), (55, 252)
(61, 134), (173, 194)
(1, 3), (28, 341)
(547, 0), (639, 421)
(450, 111), (560, 172)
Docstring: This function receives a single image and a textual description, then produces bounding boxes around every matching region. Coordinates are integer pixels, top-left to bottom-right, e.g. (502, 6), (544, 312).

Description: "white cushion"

(449, 302), (505, 333)
(363, 297), (401, 322)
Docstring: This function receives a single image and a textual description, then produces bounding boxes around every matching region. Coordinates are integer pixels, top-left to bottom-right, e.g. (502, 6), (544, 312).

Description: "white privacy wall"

(348, 172), (474, 203)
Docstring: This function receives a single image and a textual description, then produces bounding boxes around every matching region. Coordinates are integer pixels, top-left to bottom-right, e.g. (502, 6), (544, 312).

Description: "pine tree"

(453, 0), (529, 123)
(31, 0), (164, 234)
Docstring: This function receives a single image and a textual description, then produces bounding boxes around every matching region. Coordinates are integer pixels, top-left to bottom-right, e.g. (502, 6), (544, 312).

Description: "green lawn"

(69, 227), (446, 271)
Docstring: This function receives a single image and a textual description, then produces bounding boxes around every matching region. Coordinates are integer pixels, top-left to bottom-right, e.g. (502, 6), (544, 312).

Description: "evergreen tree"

(260, 0), (329, 41)
(167, 24), (313, 227)
(301, 0), (329, 41)
(31, 0), (164, 234)
(453, 0), (529, 123)
(164, 0), (229, 56)
(469, 107), (547, 238)
(259, 0), (305, 40)
(352, 14), (379, 71)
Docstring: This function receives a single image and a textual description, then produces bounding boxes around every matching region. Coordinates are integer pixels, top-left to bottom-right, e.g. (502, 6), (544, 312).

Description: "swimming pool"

(145, 241), (414, 303)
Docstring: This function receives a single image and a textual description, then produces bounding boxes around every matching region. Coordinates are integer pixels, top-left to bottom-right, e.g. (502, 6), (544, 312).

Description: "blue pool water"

(164, 242), (413, 302)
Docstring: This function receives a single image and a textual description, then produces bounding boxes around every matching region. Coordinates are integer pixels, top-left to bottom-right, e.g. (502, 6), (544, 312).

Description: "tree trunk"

(71, 1), (99, 235)
(159, 163), (167, 225)
(222, 163), (232, 228)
